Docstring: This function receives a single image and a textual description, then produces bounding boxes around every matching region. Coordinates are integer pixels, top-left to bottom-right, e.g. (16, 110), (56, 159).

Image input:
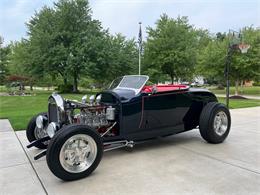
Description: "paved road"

(0, 107), (259, 195)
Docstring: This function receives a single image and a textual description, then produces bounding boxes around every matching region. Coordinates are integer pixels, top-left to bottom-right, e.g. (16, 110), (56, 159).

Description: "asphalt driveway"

(0, 107), (259, 195)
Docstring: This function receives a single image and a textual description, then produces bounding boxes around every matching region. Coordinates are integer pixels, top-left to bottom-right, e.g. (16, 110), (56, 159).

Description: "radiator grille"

(48, 101), (58, 122)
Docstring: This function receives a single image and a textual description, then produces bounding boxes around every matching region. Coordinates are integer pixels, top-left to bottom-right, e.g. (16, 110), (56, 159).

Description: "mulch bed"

(229, 95), (248, 100)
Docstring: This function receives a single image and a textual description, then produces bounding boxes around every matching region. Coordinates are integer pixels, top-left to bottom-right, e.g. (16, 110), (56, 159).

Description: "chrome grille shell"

(48, 93), (66, 124)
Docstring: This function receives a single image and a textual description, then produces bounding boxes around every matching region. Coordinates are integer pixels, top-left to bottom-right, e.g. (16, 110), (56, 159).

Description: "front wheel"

(26, 112), (48, 149)
(199, 102), (231, 144)
(46, 124), (103, 181)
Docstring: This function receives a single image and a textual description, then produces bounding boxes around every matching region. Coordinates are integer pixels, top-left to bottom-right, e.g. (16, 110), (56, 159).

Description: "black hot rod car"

(26, 75), (231, 181)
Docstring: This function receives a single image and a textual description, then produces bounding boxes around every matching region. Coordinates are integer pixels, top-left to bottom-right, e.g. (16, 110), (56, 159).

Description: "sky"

(0, 0), (259, 45)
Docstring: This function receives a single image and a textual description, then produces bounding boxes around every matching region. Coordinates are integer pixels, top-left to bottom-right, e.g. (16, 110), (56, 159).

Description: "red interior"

(142, 84), (188, 93)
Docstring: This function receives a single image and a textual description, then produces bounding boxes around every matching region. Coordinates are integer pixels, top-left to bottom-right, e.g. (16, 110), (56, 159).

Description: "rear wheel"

(46, 124), (103, 181)
(26, 112), (48, 149)
(199, 102), (231, 144)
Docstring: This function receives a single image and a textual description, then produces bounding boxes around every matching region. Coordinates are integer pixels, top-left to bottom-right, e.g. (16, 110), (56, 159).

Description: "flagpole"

(139, 46), (141, 75)
(138, 22), (142, 75)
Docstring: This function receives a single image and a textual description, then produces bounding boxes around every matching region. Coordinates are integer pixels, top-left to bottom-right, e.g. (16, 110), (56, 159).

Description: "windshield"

(109, 75), (149, 95)
(109, 77), (123, 89)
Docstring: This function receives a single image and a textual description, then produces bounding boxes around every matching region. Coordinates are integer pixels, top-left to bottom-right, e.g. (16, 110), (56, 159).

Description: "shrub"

(57, 84), (73, 93)
(217, 84), (225, 90)
(253, 82), (260, 86)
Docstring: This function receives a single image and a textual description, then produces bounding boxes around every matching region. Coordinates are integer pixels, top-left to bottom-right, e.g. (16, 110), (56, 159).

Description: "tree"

(8, 40), (37, 90)
(144, 14), (198, 83)
(86, 33), (138, 87)
(0, 36), (10, 85)
(196, 38), (227, 85)
(25, 0), (106, 92)
(197, 27), (260, 95)
(8, 0), (140, 91)
(108, 34), (138, 78)
(26, 6), (65, 85)
(229, 27), (260, 95)
(55, 0), (106, 92)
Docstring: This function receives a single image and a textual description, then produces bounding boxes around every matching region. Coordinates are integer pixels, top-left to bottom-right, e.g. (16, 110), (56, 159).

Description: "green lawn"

(0, 92), (93, 130)
(0, 92), (259, 131)
(209, 86), (260, 96)
(217, 97), (260, 109)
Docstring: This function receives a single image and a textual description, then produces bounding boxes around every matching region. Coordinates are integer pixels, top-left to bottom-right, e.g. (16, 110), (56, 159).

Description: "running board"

(103, 140), (134, 152)
(30, 138), (135, 160)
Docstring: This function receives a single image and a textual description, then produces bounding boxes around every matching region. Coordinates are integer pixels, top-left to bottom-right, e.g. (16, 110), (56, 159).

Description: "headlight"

(46, 122), (57, 138)
(36, 115), (44, 129)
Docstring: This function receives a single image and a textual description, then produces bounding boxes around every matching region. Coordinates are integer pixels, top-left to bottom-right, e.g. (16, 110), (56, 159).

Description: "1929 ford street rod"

(26, 75), (231, 181)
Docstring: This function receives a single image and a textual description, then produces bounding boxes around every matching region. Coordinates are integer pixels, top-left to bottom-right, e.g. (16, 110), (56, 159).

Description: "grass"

(0, 92), (94, 130)
(0, 92), (259, 131)
(209, 86), (260, 96)
(217, 97), (260, 109)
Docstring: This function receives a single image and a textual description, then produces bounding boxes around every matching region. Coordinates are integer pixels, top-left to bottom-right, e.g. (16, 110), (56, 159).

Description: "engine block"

(76, 106), (115, 128)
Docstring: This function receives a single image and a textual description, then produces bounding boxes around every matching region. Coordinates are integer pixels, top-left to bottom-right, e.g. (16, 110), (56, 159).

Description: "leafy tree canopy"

(8, 0), (138, 91)
(197, 27), (260, 92)
(143, 14), (198, 83)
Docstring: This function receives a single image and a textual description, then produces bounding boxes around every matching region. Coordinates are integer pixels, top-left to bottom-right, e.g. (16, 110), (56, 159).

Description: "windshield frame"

(109, 75), (149, 95)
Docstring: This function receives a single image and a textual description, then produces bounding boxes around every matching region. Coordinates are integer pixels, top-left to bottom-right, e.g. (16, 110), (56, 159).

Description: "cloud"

(0, 0), (55, 44)
(90, 0), (259, 40)
(0, 0), (259, 44)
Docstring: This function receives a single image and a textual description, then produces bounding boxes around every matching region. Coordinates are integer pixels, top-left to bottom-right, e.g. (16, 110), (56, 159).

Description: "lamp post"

(225, 29), (250, 108)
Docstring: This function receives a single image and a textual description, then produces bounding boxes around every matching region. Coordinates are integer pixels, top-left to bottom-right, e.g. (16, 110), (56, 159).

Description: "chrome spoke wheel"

(59, 134), (97, 173)
(213, 111), (228, 136)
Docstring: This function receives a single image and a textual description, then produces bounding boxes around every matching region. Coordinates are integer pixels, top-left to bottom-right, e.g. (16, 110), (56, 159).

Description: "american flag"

(138, 23), (142, 51)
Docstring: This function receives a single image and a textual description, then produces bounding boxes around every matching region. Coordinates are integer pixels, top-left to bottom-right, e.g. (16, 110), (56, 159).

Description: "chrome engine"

(76, 107), (110, 128)
(75, 95), (116, 128)
(46, 93), (117, 138)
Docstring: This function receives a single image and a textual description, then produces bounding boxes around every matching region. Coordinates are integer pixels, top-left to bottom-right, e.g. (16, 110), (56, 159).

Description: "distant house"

(193, 76), (205, 86)
(244, 80), (254, 87)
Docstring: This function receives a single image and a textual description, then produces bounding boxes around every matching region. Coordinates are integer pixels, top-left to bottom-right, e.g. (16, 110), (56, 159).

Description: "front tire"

(46, 124), (103, 181)
(26, 112), (48, 149)
(199, 102), (231, 144)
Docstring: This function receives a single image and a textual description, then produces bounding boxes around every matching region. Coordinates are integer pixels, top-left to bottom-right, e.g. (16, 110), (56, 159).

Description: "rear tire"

(26, 112), (48, 149)
(46, 124), (103, 181)
(199, 102), (231, 144)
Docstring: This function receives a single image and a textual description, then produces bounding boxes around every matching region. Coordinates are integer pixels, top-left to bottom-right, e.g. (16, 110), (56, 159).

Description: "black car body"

(99, 87), (216, 142)
(26, 75), (231, 181)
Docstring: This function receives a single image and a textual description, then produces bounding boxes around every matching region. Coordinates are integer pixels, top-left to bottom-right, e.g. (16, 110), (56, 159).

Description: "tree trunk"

(235, 79), (239, 96)
(63, 77), (67, 85)
(73, 72), (78, 93)
(30, 79), (33, 91)
(240, 80), (244, 94)
(170, 74), (174, 84)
